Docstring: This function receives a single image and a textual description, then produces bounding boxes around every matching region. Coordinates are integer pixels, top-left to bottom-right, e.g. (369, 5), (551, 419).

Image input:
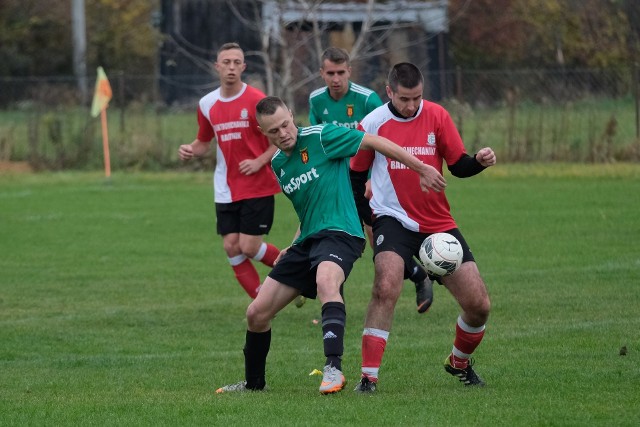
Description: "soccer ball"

(418, 232), (463, 277)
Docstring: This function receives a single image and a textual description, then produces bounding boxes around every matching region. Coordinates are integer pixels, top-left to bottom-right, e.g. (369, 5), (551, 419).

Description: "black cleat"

(416, 278), (434, 314)
(353, 376), (377, 393)
(444, 356), (486, 386)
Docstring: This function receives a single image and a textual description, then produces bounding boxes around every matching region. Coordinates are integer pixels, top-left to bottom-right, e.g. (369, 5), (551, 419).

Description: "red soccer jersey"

(350, 100), (465, 233)
(197, 83), (280, 203)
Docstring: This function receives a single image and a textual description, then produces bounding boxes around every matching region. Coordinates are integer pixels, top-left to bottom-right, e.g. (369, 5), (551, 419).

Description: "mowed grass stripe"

(0, 166), (638, 426)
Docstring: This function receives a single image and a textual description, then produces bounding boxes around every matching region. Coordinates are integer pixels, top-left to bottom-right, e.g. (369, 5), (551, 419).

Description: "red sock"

(451, 321), (486, 368)
(258, 243), (280, 268)
(361, 333), (388, 381)
(231, 258), (260, 298)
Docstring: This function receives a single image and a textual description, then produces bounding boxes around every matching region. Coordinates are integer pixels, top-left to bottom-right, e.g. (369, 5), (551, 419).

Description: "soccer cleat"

(294, 295), (306, 308)
(444, 356), (485, 386)
(416, 277), (434, 313)
(353, 376), (377, 393)
(319, 365), (346, 394)
(215, 381), (248, 394)
(215, 381), (266, 394)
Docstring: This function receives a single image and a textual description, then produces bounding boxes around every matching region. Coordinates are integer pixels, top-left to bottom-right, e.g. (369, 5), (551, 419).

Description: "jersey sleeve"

(308, 98), (319, 125)
(437, 109), (467, 166)
(320, 124), (365, 159)
(196, 107), (214, 142)
(365, 92), (384, 113)
(350, 147), (374, 172)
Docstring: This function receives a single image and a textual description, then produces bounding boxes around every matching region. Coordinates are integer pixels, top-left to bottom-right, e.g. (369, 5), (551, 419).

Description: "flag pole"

(91, 66), (113, 180)
(100, 108), (111, 178)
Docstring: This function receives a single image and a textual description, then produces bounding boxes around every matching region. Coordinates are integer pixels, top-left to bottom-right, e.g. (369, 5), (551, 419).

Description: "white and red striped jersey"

(197, 83), (280, 203)
(350, 100), (465, 233)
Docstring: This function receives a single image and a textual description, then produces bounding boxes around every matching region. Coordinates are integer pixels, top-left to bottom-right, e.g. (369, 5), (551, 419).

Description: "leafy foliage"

(449, 0), (636, 68)
(0, 0), (159, 77)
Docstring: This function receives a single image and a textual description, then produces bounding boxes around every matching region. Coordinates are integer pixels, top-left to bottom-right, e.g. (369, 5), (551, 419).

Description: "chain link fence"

(0, 66), (638, 171)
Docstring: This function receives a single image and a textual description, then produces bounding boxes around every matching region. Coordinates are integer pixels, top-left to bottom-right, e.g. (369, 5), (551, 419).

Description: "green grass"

(1, 165), (639, 426)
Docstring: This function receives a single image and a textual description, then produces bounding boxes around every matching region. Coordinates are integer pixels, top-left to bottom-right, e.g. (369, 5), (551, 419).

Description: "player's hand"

(273, 246), (289, 266)
(419, 164), (446, 193)
(178, 144), (194, 161)
(476, 147), (496, 167)
(239, 158), (262, 175)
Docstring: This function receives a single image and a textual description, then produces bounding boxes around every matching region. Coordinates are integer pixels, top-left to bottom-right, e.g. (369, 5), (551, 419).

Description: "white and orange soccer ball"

(419, 232), (463, 277)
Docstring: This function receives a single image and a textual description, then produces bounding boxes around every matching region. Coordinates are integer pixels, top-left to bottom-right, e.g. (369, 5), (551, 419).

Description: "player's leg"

(356, 217), (411, 392)
(316, 260), (348, 394)
(311, 231), (364, 394)
(217, 243), (312, 394)
(405, 258), (434, 313)
(364, 223), (374, 249)
(440, 229), (490, 386)
(216, 277), (297, 393)
(217, 201), (261, 298)
(238, 196), (280, 267)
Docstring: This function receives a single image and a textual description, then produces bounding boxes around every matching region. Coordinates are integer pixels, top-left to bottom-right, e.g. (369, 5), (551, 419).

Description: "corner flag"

(91, 66), (113, 178)
(91, 66), (112, 118)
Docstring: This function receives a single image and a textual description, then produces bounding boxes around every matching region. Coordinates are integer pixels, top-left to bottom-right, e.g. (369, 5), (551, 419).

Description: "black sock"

(405, 258), (428, 284)
(244, 329), (271, 390)
(321, 301), (346, 371)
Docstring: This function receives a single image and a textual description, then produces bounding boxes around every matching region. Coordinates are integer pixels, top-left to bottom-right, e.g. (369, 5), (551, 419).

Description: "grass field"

(1, 165), (639, 426)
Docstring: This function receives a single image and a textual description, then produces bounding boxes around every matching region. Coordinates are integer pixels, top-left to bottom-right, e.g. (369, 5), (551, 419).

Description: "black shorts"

(215, 196), (275, 236)
(372, 215), (475, 275)
(268, 230), (365, 299)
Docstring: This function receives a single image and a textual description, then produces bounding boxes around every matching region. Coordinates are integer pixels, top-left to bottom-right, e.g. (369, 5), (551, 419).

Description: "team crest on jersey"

(300, 147), (309, 164)
(427, 132), (436, 146)
(280, 169), (285, 177)
(346, 104), (354, 118)
(240, 108), (249, 119)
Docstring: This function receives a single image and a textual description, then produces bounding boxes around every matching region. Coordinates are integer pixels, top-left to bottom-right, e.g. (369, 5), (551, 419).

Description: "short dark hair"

(217, 42), (243, 56)
(388, 62), (424, 92)
(321, 47), (350, 67)
(256, 96), (287, 118)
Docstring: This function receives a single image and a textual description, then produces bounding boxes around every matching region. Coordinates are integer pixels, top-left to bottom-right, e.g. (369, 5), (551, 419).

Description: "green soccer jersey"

(271, 124), (366, 244)
(308, 82), (383, 128)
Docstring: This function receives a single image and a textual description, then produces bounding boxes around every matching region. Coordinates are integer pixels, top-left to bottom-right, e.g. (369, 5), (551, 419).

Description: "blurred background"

(1, 0), (638, 171)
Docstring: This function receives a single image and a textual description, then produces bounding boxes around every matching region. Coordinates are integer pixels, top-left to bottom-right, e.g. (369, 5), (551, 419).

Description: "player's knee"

(371, 278), (401, 304)
(246, 303), (269, 329)
(239, 240), (262, 258)
(467, 296), (491, 324)
(223, 240), (240, 256)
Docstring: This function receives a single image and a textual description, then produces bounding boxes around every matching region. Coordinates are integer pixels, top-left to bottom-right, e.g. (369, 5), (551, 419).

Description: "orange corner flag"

(91, 66), (112, 118)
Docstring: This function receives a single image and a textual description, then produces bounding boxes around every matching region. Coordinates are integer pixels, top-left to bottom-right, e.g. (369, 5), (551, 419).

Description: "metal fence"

(0, 66), (638, 170)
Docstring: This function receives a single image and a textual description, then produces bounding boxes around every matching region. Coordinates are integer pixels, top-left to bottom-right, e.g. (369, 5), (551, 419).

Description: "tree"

(448, 0), (632, 69)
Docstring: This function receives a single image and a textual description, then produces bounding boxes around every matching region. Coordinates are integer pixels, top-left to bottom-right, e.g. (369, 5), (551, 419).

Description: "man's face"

(386, 83), (423, 118)
(215, 48), (246, 85)
(320, 59), (351, 99)
(257, 106), (298, 153)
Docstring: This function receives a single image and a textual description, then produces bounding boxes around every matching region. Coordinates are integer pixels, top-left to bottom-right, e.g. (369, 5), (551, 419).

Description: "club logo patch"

(346, 104), (354, 118)
(240, 108), (249, 119)
(427, 132), (436, 146)
(300, 147), (309, 164)
(376, 234), (384, 246)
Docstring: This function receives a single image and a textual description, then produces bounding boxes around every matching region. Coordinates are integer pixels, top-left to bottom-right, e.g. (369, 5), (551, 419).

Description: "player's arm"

(349, 169), (368, 207)
(360, 134), (446, 193)
(239, 144), (278, 175)
(308, 103), (319, 125)
(178, 138), (211, 161)
(350, 146), (374, 204)
(447, 148), (496, 178)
